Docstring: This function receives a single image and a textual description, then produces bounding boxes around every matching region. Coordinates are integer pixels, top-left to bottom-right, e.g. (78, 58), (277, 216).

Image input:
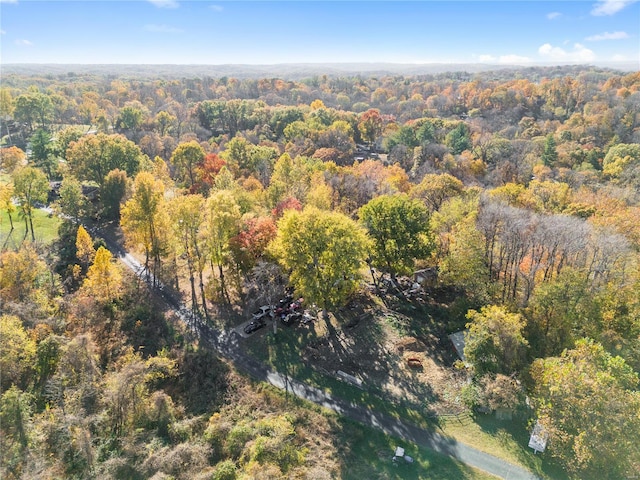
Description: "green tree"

(56, 175), (86, 220)
(12, 166), (49, 241)
(155, 110), (176, 137)
(602, 143), (640, 186)
(445, 123), (472, 155)
(526, 268), (594, 357)
(270, 207), (369, 312)
(13, 90), (53, 133)
(0, 315), (36, 391)
(66, 133), (143, 188)
(0, 386), (34, 458)
(530, 339), (640, 478)
(54, 126), (84, 160)
(116, 104), (145, 134)
(410, 173), (465, 212)
(464, 305), (528, 376)
(541, 134), (558, 167)
(359, 194), (433, 281)
(101, 168), (129, 220)
(29, 129), (57, 179)
(170, 141), (205, 189)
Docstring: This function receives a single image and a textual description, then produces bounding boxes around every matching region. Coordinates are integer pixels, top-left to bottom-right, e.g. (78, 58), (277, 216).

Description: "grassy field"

(0, 208), (61, 250)
(335, 416), (498, 480)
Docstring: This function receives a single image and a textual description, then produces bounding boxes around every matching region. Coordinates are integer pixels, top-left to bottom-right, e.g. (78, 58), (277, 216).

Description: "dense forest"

(1, 65), (639, 479)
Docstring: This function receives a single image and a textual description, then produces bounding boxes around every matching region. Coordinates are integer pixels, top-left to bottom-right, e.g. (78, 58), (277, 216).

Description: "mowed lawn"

(335, 416), (498, 480)
(0, 208), (61, 249)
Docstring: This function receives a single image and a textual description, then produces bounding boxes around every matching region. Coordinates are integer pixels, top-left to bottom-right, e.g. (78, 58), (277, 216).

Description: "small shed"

(528, 420), (549, 454)
(413, 267), (438, 287)
(448, 329), (470, 366)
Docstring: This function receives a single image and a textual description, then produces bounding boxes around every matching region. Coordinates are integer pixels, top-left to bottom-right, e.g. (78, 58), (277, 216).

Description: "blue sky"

(1, 0), (638, 67)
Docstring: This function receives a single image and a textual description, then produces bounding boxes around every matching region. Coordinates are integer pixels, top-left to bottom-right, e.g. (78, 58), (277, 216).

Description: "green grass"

(336, 416), (498, 480)
(441, 415), (568, 480)
(0, 208), (61, 250)
(245, 322), (562, 479)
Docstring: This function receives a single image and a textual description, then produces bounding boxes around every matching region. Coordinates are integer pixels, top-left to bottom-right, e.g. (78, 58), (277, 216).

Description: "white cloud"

(0, 0), (19, 4)
(612, 54), (627, 60)
(591, 0), (638, 16)
(15, 39), (33, 46)
(547, 12), (562, 20)
(210, 4), (223, 12)
(0, 30), (6, 35)
(144, 24), (183, 33)
(478, 54), (496, 62)
(147, 0), (179, 8)
(499, 55), (532, 64)
(476, 54), (531, 64)
(585, 31), (630, 41)
(538, 43), (596, 62)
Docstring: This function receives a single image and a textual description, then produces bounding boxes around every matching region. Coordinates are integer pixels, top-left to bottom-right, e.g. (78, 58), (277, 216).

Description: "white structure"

(528, 420), (549, 454)
(448, 329), (471, 367)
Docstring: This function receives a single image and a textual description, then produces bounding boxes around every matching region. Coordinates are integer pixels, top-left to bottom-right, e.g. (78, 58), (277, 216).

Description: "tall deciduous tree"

(75, 225), (96, 272)
(0, 315), (36, 391)
(203, 190), (241, 302)
(101, 169), (129, 220)
(270, 207), (369, 312)
(56, 175), (86, 221)
(530, 339), (640, 478)
(169, 194), (207, 316)
(169, 141), (205, 189)
(0, 146), (26, 173)
(83, 246), (122, 302)
(359, 194), (433, 281)
(121, 172), (167, 285)
(464, 305), (528, 376)
(0, 183), (16, 231)
(66, 133), (143, 188)
(29, 129), (57, 179)
(13, 90), (53, 133)
(358, 108), (383, 147)
(410, 173), (465, 212)
(12, 166), (49, 241)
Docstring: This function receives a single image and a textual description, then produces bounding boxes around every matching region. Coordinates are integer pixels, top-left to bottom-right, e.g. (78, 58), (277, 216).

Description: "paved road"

(97, 226), (542, 480)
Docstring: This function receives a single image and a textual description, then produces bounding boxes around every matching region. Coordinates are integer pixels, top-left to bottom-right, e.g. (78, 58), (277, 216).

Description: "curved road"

(97, 225), (541, 480)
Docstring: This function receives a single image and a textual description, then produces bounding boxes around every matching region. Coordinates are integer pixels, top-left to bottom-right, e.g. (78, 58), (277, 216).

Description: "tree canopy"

(270, 207), (369, 310)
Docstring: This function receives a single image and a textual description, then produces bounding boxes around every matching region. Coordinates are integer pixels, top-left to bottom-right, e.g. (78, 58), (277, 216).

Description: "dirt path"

(96, 223), (542, 480)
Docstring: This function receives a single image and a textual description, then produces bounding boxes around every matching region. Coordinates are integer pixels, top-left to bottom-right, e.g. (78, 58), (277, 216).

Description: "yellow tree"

(270, 207), (369, 313)
(83, 247), (122, 302)
(121, 172), (167, 285)
(0, 182), (16, 231)
(168, 194), (207, 316)
(203, 190), (241, 302)
(75, 225), (96, 272)
(0, 315), (36, 390)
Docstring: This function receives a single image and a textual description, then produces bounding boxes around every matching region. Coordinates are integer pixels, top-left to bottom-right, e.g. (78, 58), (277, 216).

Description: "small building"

(448, 329), (470, 366)
(528, 420), (549, 454)
(413, 267), (438, 287)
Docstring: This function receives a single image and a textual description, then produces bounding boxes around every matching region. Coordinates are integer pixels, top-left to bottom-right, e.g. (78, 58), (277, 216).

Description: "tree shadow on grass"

(332, 417), (484, 480)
